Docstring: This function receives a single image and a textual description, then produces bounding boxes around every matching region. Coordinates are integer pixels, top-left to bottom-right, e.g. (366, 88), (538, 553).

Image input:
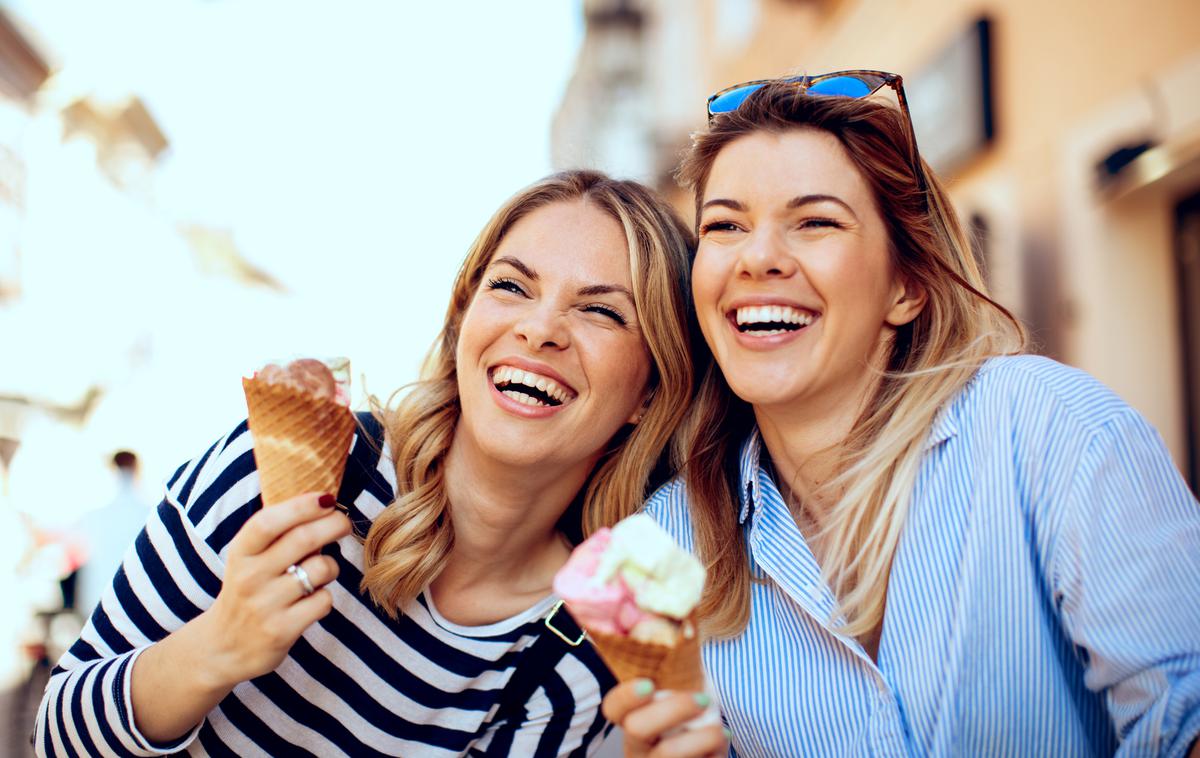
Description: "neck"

(754, 358), (885, 525)
(438, 432), (593, 593)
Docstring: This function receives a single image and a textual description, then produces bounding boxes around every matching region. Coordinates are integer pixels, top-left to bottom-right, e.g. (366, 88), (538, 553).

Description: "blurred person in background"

(72, 450), (153, 618)
(604, 75), (1200, 757)
(34, 170), (697, 757)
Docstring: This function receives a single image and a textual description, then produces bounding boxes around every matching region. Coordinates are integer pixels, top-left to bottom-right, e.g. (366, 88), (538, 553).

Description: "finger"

(230, 492), (338, 557)
(648, 725), (726, 758)
(260, 511), (352, 572)
(622, 691), (710, 746)
(279, 555), (340, 603)
(602, 679), (656, 724)
(282, 587), (336, 632)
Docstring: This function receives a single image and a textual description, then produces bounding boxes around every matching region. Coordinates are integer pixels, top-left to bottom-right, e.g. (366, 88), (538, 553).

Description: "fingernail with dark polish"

(319, 494), (336, 508)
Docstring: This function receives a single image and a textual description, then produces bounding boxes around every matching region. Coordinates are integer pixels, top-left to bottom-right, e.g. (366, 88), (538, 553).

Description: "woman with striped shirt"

(605, 76), (1200, 756)
(35, 170), (696, 756)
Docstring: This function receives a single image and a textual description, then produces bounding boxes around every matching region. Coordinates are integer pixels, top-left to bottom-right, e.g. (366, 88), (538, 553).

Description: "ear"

(626, 389), (654, 425)
(885, 277), (927, 327)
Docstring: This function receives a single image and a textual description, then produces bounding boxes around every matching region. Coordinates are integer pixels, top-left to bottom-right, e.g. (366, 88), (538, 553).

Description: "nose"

(736, 227), (797, 280)
(513, 302), (571, 351)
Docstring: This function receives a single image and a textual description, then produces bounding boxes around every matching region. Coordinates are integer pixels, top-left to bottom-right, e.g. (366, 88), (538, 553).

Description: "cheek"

(591, 336), (651, 406)
(455, 298), (493, 362)
(691, 252), (728, 327)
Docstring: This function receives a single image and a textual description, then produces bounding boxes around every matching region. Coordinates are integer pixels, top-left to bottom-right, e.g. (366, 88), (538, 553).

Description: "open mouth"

(491, 365), (577, 408)
(731, 304), (817, 336)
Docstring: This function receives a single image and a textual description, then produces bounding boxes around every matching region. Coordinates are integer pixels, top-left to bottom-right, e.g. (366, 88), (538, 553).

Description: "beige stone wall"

(680, 0), (1200, 468)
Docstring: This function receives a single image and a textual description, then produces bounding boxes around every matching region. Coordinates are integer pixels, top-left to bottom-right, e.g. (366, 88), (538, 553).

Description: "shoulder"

(953, 354), (1136, 440)
(164, 411), (394, 555)
(642, 476), (700, 554)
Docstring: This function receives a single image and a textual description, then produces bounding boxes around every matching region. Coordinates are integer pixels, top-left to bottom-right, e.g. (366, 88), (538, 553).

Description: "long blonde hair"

(361, 170), (695, 616)
(676, 83), (1026, 638)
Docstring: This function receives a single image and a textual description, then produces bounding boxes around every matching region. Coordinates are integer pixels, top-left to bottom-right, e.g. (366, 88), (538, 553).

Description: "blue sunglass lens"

(806, 75), (875, 98)
(709, 84), (763, 114)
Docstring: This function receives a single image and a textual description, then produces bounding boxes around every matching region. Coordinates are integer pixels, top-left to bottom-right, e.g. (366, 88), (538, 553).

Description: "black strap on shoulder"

(494, 601), (587, 725)
(336, 411), (389, 536)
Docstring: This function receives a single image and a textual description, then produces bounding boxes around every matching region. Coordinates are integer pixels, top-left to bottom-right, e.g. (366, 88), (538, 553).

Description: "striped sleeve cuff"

(119, 645), (205, 755)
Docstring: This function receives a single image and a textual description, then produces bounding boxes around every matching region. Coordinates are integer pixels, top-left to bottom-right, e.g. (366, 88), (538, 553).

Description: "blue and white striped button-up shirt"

(645, 355), (1200, 756)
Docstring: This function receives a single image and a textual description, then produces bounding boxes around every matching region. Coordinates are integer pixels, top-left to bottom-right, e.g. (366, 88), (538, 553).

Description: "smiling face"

(454, 199), (652, 473)
(692, 128), (925, 421)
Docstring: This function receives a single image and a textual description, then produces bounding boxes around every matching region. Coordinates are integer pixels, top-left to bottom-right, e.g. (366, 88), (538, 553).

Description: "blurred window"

(969, 212), (990, 288)
(1175, 191), (1200, 494)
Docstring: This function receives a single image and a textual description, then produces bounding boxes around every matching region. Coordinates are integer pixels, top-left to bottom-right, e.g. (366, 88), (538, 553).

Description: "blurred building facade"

(0, 7), (289, 519)
(554, 0), (1200, 490)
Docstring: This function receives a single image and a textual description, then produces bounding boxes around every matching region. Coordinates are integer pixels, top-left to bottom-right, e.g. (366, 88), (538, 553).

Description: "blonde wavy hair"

(676, 82), (1026, 639)
(361, 170), (695, 616)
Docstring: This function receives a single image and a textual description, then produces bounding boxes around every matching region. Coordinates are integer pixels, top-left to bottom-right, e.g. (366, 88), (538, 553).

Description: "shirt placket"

(747, 466), (911, 757)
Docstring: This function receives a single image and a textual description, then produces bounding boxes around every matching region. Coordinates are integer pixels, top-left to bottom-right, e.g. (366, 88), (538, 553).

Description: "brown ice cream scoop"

(256, 358), (338, 400)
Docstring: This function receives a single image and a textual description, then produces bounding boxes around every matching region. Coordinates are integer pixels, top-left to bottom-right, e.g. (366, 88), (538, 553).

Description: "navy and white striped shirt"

(647, 355), (1200, 756)
(35, 418), (615, 757)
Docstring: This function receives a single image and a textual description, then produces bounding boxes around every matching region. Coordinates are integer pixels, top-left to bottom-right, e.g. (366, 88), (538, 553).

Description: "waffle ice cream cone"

(584, 613), (705, 691)
(242, 368), (355, 507)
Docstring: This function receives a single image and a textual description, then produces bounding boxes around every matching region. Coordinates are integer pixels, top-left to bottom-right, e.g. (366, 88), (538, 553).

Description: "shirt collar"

(737, 429), (764, 525)
(925, 401), (959, 451)
(736, 402), (959, 526)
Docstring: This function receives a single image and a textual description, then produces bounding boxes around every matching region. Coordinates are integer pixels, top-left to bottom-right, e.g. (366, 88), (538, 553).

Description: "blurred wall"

(555, 0), (1200, 486)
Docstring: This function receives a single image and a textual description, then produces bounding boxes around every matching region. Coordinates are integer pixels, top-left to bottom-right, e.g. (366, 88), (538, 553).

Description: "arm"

(129, 492), (347, 741)
(32, 490), (219, 757)
(1053, 410), (1200, 757)
(32, 427), (349, 756)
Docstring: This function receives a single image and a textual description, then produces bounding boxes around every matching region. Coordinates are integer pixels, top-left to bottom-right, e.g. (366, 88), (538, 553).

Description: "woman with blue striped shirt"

(605, 76), (1200, 756)
(35, 170), (697, 756)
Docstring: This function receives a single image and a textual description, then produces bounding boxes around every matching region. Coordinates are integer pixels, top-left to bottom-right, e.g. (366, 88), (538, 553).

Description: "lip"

(486, 355), (578, 419)
(725, 295), (820, 313)
(721, 296), (820, 351)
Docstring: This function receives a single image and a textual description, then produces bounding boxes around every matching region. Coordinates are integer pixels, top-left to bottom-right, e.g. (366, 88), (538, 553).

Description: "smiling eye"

(486, 277), (527, 296)
(699, 220), (742, 235)
(798, 217), (843, 230)
(583, 304), (627, 325)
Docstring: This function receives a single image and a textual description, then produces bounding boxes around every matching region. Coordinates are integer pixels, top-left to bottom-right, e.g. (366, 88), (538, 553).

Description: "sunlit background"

(2, 0), (1199, 752)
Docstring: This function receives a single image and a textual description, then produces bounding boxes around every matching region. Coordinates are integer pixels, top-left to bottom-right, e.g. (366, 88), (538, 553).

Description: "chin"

(721, 368), (808, 408)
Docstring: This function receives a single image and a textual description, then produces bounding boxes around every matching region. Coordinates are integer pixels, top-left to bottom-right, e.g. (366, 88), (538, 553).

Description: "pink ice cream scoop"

(552, 528), (653, 634)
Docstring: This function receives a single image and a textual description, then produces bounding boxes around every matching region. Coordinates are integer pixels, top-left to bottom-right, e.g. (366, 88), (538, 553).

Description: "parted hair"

(675, 82), (1026, 638)
(360, 170), (696, 616)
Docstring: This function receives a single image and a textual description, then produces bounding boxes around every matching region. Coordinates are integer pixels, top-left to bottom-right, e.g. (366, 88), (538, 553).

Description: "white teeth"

(734, 305), (814, 327)
(502, 389), (548, 407)
(491, 364), (576, 405)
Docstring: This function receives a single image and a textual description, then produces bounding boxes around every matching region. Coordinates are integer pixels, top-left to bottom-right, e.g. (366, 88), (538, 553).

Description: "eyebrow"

(787, 194), (858, 220)
(700, 198), (746, 212)
(491, 256), (634, 301)
(490, 256), (538, 280)
(578, 283), (634, 301)
(700, 194), (859, 220)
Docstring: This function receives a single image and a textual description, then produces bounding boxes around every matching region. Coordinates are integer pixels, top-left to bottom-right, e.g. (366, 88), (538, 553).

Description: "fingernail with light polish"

(633, 679), (654, 697)
(693, 692), (711, 708)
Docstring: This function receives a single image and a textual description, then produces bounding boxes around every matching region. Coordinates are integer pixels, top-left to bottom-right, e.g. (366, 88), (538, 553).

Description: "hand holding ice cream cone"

(553, 514), (723, 743)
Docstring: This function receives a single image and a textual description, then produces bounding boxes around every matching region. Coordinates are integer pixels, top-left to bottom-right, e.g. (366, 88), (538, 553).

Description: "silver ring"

(287, 563), (315, 596)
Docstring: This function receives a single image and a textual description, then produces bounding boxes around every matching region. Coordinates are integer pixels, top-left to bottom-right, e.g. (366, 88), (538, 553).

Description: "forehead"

(704, 129), (874, 209)
(492, 199), (633, 286)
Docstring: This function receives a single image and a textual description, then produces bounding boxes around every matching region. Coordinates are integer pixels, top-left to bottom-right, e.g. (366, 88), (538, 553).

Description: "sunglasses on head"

(706, 69), (925, 188)
(706, 69), (911, 121)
